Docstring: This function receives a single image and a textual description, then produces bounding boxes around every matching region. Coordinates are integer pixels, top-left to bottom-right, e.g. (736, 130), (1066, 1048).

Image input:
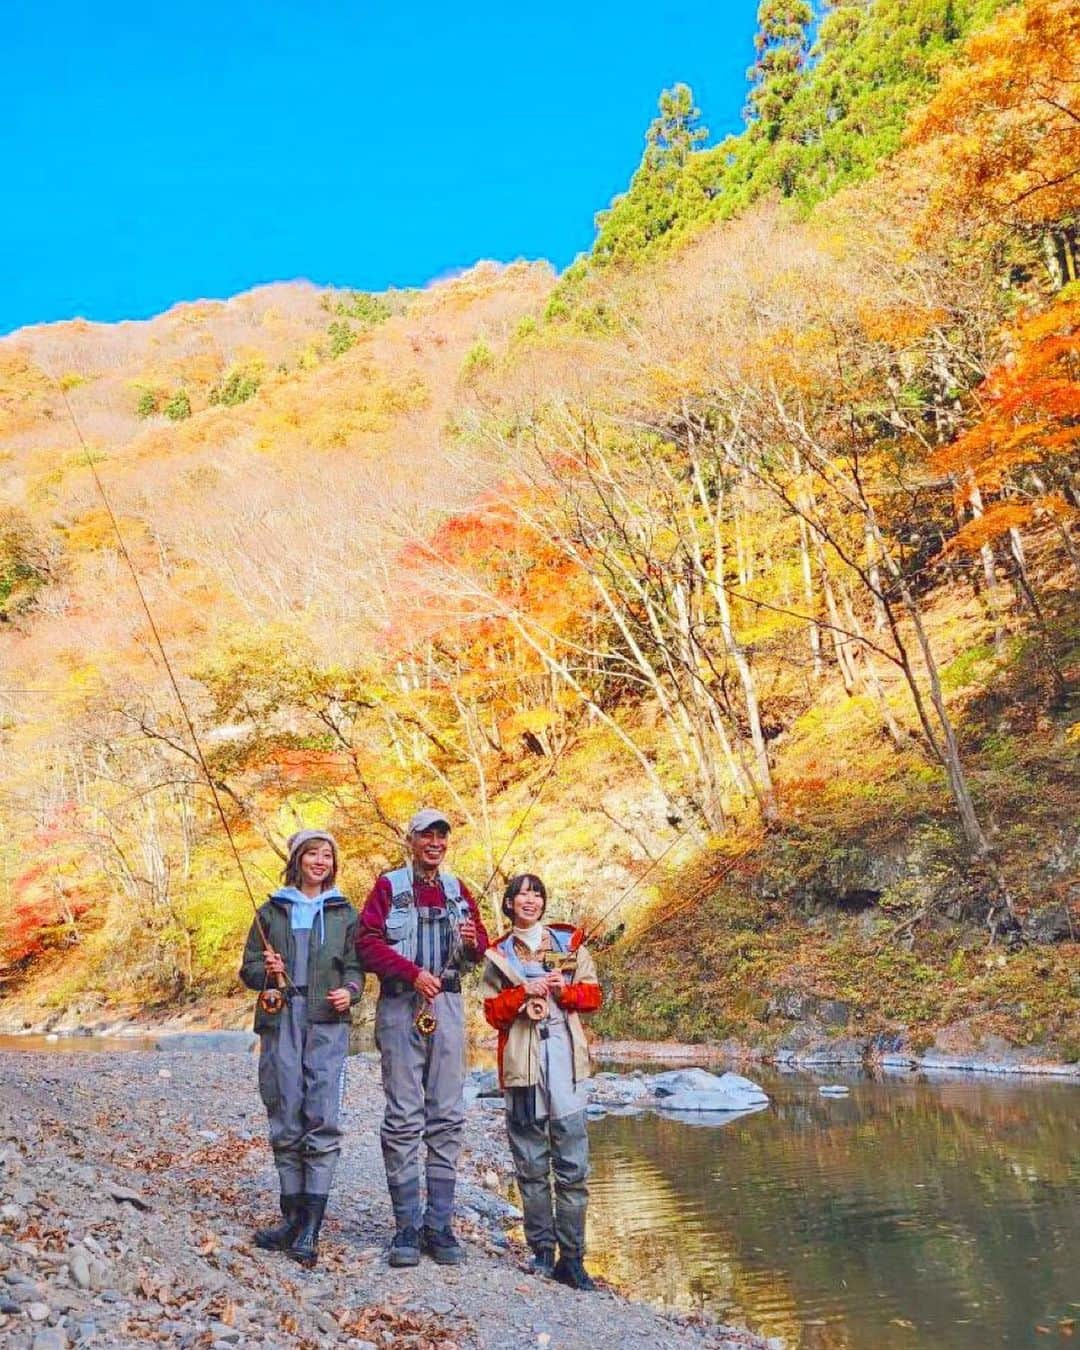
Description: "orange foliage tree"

(932, 296), (1080, 568)
(910, 0), (1080, 284)
(384, 485), (604, 858)
(2, 801), (95, 968)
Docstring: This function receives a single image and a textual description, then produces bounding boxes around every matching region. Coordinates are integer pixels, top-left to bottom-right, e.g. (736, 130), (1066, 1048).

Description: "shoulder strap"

(546, 923), (576, 953)
(439, 871), (470, 921)
(385, 867), (414, 907)
(485, 943), (524, 986)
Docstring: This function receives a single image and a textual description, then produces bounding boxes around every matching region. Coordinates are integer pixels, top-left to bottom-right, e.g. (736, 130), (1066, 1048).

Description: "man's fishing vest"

(383, 867), (469, 975)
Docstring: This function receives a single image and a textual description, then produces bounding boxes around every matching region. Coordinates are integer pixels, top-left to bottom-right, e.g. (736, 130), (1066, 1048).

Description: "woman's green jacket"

(239, 895), (364, 1032)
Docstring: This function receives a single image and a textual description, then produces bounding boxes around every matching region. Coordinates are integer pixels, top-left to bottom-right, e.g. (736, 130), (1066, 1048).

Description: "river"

(585, 1067), (1079, 1348)
(3, 1035), (1075, 1346)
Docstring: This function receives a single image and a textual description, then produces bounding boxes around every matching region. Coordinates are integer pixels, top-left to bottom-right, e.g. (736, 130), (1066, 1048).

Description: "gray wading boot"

(421, 1224), (467, 1265)
(287, 1195), (328, 1268)
(254, 1194), (303, 1251)
(552, 1252), (596, 1291)
(388, 1225), (421, 1268)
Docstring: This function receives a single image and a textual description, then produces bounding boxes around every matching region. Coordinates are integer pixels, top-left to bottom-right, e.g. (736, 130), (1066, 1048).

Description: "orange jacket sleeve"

(556, 980), (602, 1013)
(484, 983), (528, 1031)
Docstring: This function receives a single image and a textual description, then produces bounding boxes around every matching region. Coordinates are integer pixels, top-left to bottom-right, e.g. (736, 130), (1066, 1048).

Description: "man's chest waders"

(377, 868), (471, 1237)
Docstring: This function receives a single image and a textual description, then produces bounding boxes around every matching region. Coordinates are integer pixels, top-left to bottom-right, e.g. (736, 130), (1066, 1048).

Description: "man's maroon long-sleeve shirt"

(356, 871), (490, 986)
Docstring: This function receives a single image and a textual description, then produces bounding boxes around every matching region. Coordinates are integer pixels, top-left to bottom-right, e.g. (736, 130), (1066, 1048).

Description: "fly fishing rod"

(470, 710), (584, 924)
(540, 827), (750, 985)
(598, 845), (754, 951)
(523, 818), (701, 984)
(55, 381), (290, 1015)
(578, 819), (699, 948)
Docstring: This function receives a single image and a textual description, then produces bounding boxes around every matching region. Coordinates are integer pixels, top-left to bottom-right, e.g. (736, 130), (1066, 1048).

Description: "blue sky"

(1, 1), (758, 334)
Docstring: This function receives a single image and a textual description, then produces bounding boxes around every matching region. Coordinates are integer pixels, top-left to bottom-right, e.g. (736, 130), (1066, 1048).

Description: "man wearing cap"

(357, 808), (490, 1267)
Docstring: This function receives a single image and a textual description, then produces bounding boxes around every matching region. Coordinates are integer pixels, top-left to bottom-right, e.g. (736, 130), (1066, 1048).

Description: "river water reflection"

(586, 1069), (1079, 1349)
(0, 1033), (156, 1053)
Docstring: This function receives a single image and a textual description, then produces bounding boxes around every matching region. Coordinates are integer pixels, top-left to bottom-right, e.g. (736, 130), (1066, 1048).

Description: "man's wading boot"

(552, 1252), (596, 1292)
(253, 1194), (303, 1251)
(287, 1195), (327, 1267)
(388, 1225), (421, 1268)
(421, 1224), (467, 1265)
(530, 1246), (557, 1278)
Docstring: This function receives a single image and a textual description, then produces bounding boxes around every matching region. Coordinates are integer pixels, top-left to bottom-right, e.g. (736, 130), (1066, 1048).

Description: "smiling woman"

(238, 827), (364, 1268)
(483, 875), (604, 1289)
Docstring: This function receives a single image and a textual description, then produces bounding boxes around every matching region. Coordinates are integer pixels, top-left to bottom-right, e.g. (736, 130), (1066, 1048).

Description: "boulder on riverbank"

(654, 1070), (769, 1115)
(463, 1067), (502, 1107)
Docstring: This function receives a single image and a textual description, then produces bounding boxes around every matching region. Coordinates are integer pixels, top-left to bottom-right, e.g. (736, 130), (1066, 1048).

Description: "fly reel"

(541, 951), (577, 975)
(258, 987), (287, 1016)
(415, 1003), (438, 1037)
(524, 995), (548, 1021)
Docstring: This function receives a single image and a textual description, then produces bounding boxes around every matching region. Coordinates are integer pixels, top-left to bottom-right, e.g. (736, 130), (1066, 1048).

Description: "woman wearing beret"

(240, 829), (363, 1266)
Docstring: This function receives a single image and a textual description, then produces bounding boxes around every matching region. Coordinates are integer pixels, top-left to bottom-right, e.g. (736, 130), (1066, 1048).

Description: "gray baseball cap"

(407, 808), (452, 835)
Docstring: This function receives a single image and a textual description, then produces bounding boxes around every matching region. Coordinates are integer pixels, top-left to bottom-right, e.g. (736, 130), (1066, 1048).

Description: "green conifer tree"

(592, 84), (710, 266)
(644, 83), (709, 171)
(746, 0), (815, 141)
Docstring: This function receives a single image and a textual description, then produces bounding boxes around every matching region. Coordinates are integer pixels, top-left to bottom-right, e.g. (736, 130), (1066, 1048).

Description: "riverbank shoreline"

(594, 1037), (1080, 1079)
(0, 1049), (766, 1350)
(2, 1003), (1078, 1080)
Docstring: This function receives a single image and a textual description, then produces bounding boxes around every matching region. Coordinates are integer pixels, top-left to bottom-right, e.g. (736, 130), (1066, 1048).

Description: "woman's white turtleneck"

(512, 922), (544, 952)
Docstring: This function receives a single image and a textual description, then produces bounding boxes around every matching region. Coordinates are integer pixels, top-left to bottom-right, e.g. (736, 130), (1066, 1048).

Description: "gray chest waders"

(379, 868), (471, 1233)
(382, 867), (469, 1036)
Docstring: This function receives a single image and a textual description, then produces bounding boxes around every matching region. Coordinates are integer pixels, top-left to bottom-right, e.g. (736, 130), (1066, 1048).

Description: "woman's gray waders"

(258, 992), (348, 1197)
(507, 1108), (590, 1257)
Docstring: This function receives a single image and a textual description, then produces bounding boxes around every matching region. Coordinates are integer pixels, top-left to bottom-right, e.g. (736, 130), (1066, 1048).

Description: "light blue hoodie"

(269, 885), (346, 943)
(269, 885), (346, 986)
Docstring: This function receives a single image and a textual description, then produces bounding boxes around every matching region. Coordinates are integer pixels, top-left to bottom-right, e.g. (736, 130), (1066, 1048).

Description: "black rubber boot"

(553, 1252), (596, 1291)
(287, 1194), (327, 1267)
(530, 1246), (557, 1278)
(421, 1224), (467, 1265)
(253, 1193), (303, 1251)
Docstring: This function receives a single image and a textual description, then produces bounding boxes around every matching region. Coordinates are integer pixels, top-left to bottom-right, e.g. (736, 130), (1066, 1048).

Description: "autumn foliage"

(0, 0), (1076, 1016)
(910, 0), (1080, 238)
(933, 298), (1080, 553)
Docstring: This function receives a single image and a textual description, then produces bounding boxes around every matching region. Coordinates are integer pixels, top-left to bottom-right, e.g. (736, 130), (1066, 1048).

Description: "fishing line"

(579, 818), (700, 946)
(52, 380), (288, 1007)
(602, 846), (754, 952)
(471, 710), (584, 922)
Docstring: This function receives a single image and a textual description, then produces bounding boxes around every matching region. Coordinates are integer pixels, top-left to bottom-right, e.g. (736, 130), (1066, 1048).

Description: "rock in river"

(654, 1070), (770, 1114)
(153, 1031), (257, 1054)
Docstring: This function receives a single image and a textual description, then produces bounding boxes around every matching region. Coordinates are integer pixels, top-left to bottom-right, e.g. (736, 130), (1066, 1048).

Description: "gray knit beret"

(286, 829), (339, 864)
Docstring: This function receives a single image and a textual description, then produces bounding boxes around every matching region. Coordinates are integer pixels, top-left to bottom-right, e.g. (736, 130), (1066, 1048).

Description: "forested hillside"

(1, 0), (1076, 1057)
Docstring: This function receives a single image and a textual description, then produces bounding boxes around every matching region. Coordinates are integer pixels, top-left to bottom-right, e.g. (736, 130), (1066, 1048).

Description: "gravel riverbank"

(0, 1050), (767, 1350)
